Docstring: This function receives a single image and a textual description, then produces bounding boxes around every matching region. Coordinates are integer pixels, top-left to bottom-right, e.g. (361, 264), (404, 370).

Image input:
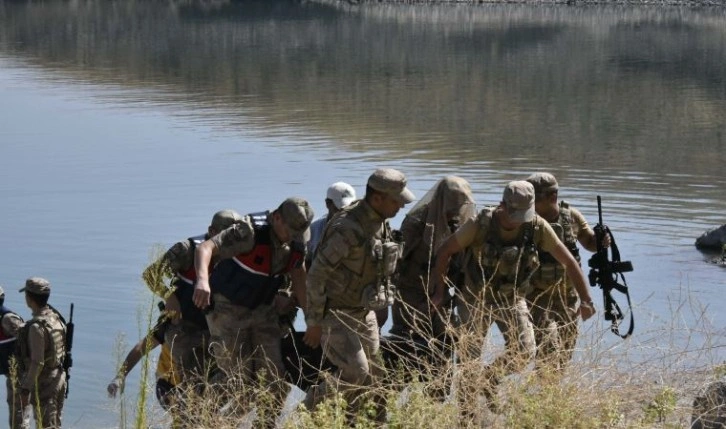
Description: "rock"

(692, 380), (726, 429)
(695, 225), (726, 250)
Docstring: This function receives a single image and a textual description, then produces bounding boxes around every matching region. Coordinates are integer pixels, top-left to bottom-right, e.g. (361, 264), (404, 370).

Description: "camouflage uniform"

(203, 199), (311, 426)
(1, 287), (27, 429)
(526, 174), (595, 373)
(143, 210), (241, 380)
(305, 169), (414, 420)
(445, 182), (562, 417)
(16, 278), (66, 429)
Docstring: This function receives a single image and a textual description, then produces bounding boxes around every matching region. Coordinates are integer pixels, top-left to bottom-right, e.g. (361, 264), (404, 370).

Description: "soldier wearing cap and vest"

(142, 210), (243, 382)
(306, 181), (357, 266)
(525, 172), (609, 375)
(15, 277), (67, 429)
(431, 181), (595, 421)
(0, 286), (27, 429)
(192, 197), (313, 428)
(303, 168), (414, 422)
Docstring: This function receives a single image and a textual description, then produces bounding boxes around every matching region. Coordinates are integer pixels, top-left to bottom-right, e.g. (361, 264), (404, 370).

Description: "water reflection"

(1, 2), (724, 181)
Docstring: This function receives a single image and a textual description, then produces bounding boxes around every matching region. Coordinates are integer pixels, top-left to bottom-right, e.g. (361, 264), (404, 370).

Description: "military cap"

(326, 182), (357, 210)
(279, 197), (315, 243)
(211, 209), (243, 231)
(19, 277), (51, 295)
(367, 168), (415, 204)
(526, 172), (559, 196)
(503, 181), (535, 223)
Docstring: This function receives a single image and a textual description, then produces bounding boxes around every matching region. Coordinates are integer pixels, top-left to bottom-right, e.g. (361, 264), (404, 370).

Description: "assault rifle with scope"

(587, 196), (635, 339)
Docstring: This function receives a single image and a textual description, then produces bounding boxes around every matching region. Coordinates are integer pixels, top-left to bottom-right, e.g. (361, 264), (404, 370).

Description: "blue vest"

(210, 213), (304, 309)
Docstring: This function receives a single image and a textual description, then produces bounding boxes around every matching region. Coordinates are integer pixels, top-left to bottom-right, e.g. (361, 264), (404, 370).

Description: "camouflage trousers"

(11, 368), (65, 429)
(390, 286), (451, 340)
(304, 309), (385, 421)
(455, 283), (535, 417)
(205, 294), (288, 426)
(7, 377), (28, 429)
(526, 284), (580, 375)
(164, 321), (210, 379)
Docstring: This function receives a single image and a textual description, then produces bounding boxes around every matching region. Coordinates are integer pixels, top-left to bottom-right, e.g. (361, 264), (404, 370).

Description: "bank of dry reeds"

(113, 278), (724, 429)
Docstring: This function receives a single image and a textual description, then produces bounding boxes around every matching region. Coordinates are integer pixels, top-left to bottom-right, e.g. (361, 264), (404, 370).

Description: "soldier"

(306, 181), (357, 266)
(142, 210), (242, 380)
(16, 277), (67, 429)
(303, 168), (414, 422)
(192, 197), (313, 428)
(430, 181), (596, 420)
(525, 172), (609, 375)
(388, 176), (476, 394)
(0, 286), (27, 429)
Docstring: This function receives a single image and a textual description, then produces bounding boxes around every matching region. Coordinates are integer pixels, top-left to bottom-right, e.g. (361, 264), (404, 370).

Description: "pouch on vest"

(361, 281), (396, 311)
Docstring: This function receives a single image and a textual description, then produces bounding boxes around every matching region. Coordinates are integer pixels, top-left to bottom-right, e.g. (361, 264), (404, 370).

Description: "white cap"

(326, 182), (357, 210)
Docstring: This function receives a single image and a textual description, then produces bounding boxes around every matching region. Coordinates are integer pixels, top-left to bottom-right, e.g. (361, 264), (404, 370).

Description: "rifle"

(587, 196), (635, 339)
(63, 303), (74, 398)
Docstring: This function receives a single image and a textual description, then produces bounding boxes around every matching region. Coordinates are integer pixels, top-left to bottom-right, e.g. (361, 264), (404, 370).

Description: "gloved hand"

(107, 375), (125, 398)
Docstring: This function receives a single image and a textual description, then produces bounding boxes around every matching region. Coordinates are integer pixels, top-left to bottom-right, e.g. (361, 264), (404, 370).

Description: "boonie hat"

(367, 168), (415, 204)
(211, 209), (243, 231)
(502, 181), (535, 223)
(326, 182), (357, 210)
(19, 277), (51, 296)
(279, 197), (315, 243)
(526, 172), (559, 196)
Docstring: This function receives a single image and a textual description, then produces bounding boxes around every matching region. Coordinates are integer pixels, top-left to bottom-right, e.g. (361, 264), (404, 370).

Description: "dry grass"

(119, 262), (724, 428)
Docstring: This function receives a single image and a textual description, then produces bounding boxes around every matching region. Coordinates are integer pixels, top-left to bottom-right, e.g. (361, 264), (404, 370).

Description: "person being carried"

(142, 210), (242, 380)
(387, 176), (476, 396)
(107, 311), (180, 410)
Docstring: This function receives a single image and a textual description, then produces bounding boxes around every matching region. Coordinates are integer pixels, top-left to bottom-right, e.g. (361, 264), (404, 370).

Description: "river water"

(0, 1), (724, 427)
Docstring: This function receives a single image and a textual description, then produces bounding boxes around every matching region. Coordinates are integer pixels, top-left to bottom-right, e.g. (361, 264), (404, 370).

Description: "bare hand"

(107, 376), (125, 398)
(602, 232), (612, 249)
(579, 302), (596, 321)
(303, 325), (322, 349)
(193, 278), (211, 309)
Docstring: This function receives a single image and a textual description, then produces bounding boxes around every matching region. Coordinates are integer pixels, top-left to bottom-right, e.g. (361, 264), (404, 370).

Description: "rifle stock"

(587, 196), (635, 339)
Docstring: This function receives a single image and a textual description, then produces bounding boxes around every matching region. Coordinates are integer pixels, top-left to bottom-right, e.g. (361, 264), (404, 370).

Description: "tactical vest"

(171, 234), (209, 329)
(536, 201), (581, 283)
(0, 306), (21, 375)
(210, 212), (304, 309)
(465, 207), (540, 293)
(17, 308), (66, 374)
(324, 201), (402, 312)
